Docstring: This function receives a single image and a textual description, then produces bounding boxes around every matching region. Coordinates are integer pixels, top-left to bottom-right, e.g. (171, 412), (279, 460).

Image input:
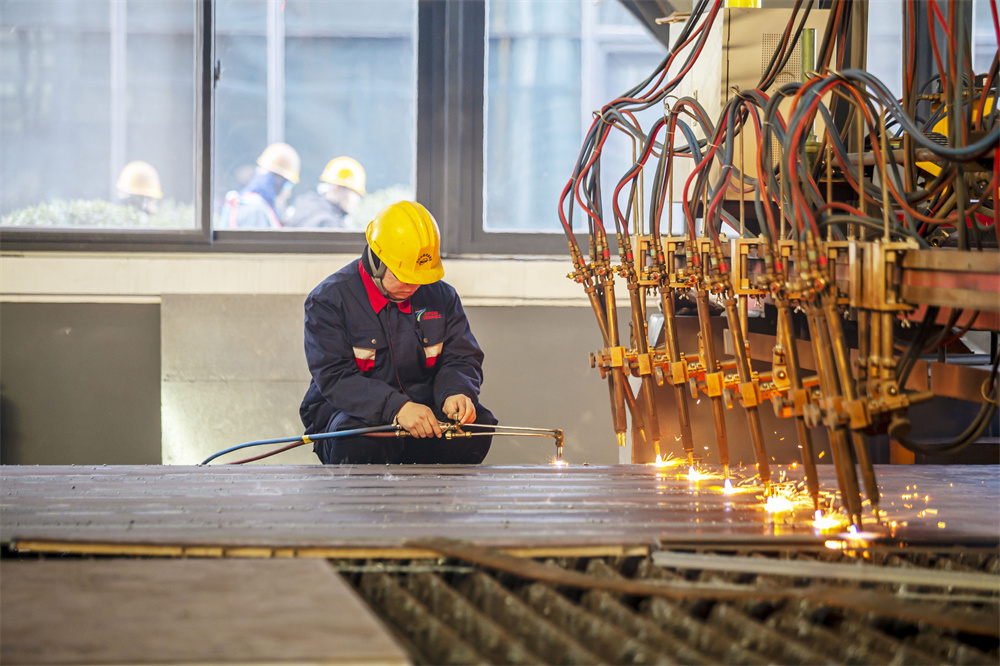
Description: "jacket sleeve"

(432, 289), (485, 409)
(304, 293), (410, 426)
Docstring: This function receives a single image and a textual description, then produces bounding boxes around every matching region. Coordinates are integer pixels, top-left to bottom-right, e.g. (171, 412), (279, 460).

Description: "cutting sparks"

(765, 495), (795, 513)
(812, 513), (843, 531)
(687, 466), (712, 481)
(718, 478), (752, 494)
(651, 454), (683, 468)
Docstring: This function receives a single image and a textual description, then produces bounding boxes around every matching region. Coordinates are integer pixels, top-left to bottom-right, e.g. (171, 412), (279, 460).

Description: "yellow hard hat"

(116, 161), (163, 199)
(320, 156), (366, 195)
(256, 142), (300, 183)
(365, 201), (444, 285)
(917, 96), (994, 176)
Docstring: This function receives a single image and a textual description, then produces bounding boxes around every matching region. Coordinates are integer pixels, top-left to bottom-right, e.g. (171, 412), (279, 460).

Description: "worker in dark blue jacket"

(300, 200), (497, 464)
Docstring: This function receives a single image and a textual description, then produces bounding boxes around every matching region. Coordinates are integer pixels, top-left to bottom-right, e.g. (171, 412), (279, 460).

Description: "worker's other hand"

(443, 394), (476, 425)
(396, 401), (442, 438)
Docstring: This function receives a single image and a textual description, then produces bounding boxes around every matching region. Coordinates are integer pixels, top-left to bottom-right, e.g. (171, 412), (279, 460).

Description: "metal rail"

(651, 550), (1000, 592)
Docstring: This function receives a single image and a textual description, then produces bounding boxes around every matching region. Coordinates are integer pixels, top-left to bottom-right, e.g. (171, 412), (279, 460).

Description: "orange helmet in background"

(256, 142), (301, 183)
(116, 161), (163, 199)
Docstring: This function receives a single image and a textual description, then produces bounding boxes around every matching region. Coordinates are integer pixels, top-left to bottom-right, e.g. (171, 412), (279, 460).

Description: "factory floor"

(2, 463), (998, 664)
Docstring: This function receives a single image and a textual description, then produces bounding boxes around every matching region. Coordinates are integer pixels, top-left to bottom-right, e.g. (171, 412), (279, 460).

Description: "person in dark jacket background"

(300, 200), (497, 464)
(284, 156), (365, 229)
(221, 142), (300, 229)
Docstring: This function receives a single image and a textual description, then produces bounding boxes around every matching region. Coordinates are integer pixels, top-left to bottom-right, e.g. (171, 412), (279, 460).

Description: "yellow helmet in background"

(116, 161), (163, 199)
(320, 156), (366, 196)
(365, 201), (444, 285)
(256, 142), (301, 183)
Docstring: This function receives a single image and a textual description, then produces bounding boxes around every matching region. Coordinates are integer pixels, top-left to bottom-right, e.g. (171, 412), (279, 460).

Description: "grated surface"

(343, 548), (1000, 666)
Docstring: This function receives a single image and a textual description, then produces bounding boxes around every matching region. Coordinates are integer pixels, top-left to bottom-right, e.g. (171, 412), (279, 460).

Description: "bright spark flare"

(812, 514), (843, 531)
(765, 495), (795, 513)
(687, 466), (712, 481)
(650, 454), (683, 468)
(718, 480), (751, 494)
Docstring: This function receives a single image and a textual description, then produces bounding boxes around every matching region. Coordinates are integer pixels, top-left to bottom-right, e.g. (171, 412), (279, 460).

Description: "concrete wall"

(0, 302), (161, 465)
(1, 253), (623, 467)
(161, 295), (313, 465)
(159, 295), (616, 466)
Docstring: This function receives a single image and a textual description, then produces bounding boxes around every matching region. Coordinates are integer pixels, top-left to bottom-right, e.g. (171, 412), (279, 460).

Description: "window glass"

(214, 1), (268, 227)
(0, 1), (197, 229)
(596, 48), (669, 236)
(866, 0), (903, 100)
(215, 0), (417, 232)
(485, 0), (581, 233)
(971, 0), (998, 74)
(866, 0), (996, 108)
(484, 0), (666, 233)
(596, 1), (642, 26)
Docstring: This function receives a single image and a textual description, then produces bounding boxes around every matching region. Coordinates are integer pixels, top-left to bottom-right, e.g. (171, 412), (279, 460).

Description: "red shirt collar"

(359, 262), (411, 314)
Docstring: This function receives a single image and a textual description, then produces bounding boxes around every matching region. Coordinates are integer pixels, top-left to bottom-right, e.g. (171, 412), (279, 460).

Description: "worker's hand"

(443, 394), (476, 425)
(395, 401), (443, 438)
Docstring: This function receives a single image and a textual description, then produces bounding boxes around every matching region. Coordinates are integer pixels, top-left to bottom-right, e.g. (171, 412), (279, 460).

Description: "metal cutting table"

(3, 463), (998, 665)
(2, 463), (997, 554)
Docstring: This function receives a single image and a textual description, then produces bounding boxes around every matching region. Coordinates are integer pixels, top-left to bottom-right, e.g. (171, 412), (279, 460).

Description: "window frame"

(0, 0), (576, 257)
(420, 0), (580, 256)
(1, 0), (215, 252)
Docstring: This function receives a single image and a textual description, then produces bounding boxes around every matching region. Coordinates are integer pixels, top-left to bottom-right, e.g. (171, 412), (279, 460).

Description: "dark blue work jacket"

(300, 257), (485, 435)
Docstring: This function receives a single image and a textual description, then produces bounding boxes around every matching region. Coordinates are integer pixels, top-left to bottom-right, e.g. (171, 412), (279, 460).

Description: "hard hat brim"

(388, 259), (444, 285)
(259, 160), (300, 184)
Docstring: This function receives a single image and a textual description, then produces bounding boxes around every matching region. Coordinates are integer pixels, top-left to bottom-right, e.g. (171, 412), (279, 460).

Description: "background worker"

(299, 200), (497, 464)
(116, 161), (163, 214)
(221, 142), (300, 228)
(284, 156), (365, 229)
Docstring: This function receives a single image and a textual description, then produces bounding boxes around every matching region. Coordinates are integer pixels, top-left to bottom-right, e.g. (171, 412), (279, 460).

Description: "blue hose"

(199, 425), (398, 465)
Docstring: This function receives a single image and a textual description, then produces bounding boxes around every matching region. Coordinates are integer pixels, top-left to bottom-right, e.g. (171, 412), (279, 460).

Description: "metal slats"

(344, 551), (1000, 666)
(359, 570), (486, 665)
(405, 572), (543, 665)
(458, 571), (605, 665)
